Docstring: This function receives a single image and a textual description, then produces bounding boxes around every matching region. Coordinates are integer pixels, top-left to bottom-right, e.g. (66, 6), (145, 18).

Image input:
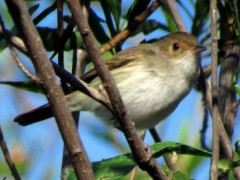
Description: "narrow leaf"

(29, 3), (40, 16)
(62, 142), (211, 179)
(126, 0), (151, 24)
(191, 0), (210, 36)
(173, 171), (192, 180)
(92, 154), (135, 179)
(37, 27), (83, 51)
(89, 8), (110, 44)
(130, 20), (170, 37)
(0, 81), (43, 93)
(33, 2), (57, 25)
(161, 8), (178, 32)
(218, 159), (240, 175)
(105, 0), (121, 31)
(151, 141), (212, 158)
(234, 137), (240, 157)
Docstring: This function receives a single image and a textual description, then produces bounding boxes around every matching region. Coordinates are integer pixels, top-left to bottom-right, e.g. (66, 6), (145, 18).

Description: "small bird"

(14, 32), (205, 130)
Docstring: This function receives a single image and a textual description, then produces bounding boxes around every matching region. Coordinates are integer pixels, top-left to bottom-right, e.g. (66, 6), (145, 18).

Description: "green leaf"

(105, 0), (121, 31)
(62, 167), (77, 180)
(93, 154), (135, 179)
(93, 142), (211, 179)
(28, 3), (40, 16)
(191, 0), (210, 36)
(126, 0), (151, 24)
(231, 0), (240, 37)
(63, 142), (211, 179)
(173, 171), (192, 180)
(234, 84), (240, 96)
(63, 154), (135, 180)
(89, 8), (110, 44)
(0, 81), (43, 94)
(61, 142), (211, 180)
(234, 137), (240, 158)
(218, 159), (240, 175)
(33, 2), (57, 25)
(151, 142), (212, 158)
(130, 20), (170, 37)
(0, 3), (40, 52)
(161, 8), (178, 32)
(37, 27), (83, 51)
(0, 38), (7, 53)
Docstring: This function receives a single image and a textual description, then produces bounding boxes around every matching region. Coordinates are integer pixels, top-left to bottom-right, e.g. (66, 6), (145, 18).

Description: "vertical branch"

(5, 0), (94, 179)
(66, 0), (167, 179)
(210, 0), (219, 179)
(56, 0), (73, 175)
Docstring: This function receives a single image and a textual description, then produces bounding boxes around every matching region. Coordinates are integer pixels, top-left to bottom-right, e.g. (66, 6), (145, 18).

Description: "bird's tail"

(14, 104), (53, 126)
(14, 91), (91, 126)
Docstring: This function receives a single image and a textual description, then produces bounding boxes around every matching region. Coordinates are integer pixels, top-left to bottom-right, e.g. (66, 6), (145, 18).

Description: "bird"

(14, 32), (205, 130)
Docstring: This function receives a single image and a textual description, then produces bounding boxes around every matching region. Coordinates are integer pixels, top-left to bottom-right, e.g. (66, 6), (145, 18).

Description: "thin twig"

(197, 68), (211, 151)
(200, 105), (211, 151)
(210, 0), (220, 178)
(9, 47), (41, 83)
(0, 126), (21, 180)
(0, 15), (40, 83)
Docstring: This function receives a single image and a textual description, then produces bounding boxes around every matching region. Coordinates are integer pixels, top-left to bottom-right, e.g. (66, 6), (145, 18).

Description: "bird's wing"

(81, 45), (155, 82)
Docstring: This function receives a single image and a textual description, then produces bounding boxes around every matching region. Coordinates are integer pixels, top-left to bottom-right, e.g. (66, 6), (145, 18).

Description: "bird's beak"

(194, 45), (206, 53)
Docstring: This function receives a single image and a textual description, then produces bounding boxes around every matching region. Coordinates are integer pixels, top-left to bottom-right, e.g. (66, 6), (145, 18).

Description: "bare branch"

(9, 47), (41, 83)
(0, 15), (40, 83)
(5, 0), (94, 179)
(210, 0), (220, 178)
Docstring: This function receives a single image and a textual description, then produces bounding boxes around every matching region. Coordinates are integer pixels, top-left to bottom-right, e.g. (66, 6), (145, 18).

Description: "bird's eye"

(172, 43), (180, 51)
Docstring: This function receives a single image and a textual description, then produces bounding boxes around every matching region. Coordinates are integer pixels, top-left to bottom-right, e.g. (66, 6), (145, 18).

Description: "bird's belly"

(112, 74), (190, 129)
(88, 69), (192, 129)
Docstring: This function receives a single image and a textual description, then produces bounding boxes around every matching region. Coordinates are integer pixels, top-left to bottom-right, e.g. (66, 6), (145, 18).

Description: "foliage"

(65, 142), (211, 179)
